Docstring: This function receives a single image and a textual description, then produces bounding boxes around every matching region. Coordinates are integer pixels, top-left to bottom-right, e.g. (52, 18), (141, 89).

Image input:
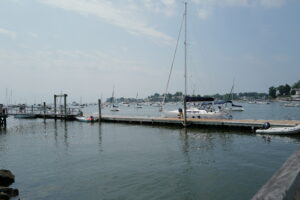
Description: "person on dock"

(178, 108), (183, 119)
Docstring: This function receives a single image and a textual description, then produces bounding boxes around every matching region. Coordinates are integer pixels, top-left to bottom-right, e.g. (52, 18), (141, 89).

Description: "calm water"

(1, 103), (300, 200)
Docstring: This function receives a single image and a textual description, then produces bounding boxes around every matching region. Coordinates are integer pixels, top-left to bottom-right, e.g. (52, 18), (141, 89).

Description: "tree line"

(105, 80), (300, 103)
(268, 80), (300, 98)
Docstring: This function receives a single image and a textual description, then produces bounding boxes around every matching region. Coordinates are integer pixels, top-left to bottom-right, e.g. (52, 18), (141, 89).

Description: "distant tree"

(277, 84), (291, 96)
(153, 93), (160, 97)
(277, 85), (286, 96)
(106, 97), (113, 103)
(284, 84), (291, 95)
(292, 80), (300, 88)
(269, 86), (277, 98)
(174, 91), (183, 96)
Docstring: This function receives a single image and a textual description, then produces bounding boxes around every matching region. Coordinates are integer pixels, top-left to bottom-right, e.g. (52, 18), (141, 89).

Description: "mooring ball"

(263, 122), (270, 129)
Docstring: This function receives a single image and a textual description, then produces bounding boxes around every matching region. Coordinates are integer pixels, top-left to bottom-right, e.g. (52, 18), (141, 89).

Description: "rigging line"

(161, 11), (185, 109)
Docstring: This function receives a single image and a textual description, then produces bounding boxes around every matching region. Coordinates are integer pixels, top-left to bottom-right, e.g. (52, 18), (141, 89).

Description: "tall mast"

(183, 2), (187, 126)
(112, 85), (115, 104)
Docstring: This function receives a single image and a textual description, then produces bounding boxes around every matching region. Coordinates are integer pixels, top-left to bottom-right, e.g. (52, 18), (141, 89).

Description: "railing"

(6, 106), (81, 116)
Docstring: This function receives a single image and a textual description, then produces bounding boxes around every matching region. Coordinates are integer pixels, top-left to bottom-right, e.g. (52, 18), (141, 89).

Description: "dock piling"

(54, 95), (57, 120)
(64, 94), (67, 120)
(98, 99), (102, 122)
(43, 102), (46, 120)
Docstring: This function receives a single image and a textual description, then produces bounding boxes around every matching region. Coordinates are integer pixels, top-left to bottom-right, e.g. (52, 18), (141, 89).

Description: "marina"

(1, 0), (300, 199)
(4, 98), (300, 133)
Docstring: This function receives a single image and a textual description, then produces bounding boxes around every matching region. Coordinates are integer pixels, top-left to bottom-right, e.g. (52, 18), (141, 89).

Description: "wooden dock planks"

(101, 115), (300, 130)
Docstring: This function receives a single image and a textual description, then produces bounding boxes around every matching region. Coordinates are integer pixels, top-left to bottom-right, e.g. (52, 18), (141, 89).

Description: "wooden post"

(54, 95), (57, 120)
(64, 94), (67, 120)
(98, 99), (102, 122)
(43, 102), (46, 119)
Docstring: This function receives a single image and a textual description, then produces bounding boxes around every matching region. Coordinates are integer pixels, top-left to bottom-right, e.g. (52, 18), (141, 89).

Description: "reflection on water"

(98, 124), (103, 152)
(0, 119), (300, 200)
(63, 121), (68, 149)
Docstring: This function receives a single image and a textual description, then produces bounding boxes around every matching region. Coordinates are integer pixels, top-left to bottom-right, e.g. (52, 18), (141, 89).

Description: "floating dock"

(100, 115), (300, 130)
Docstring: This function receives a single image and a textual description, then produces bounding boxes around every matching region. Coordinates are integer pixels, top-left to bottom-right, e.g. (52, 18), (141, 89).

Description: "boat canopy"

(213, 100), (243, 107)
(214, 100), (227, 104)
(185, 96), (214, 102)
(232, 104), (243, 107)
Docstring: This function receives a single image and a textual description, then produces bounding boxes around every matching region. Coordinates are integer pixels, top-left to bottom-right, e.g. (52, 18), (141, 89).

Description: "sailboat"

(135, 92), (143, 109)
(163, 3), (231, 123)
(110, 86), (120, 112)
(224, 80), (244, 111)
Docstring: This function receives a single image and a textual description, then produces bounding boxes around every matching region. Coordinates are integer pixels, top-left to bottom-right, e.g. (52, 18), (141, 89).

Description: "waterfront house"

(291, 88), (300, 101)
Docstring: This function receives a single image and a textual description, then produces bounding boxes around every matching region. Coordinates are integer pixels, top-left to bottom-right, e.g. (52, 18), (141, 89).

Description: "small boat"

(283, 103), (300, 107)
(135, 104), (143, 109)
(225, 80), (244, 111)
(256, 101), (270, 104)
(256, 124), (300, 135)
(110, 107), (120, 112)
(109, 86), (120, 112)
(76, 116), (98, 122)
(14, 113), (36, 119)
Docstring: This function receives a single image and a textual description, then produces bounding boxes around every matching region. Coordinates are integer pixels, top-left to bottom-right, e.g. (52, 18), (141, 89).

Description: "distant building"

(291, 88), (300, 101)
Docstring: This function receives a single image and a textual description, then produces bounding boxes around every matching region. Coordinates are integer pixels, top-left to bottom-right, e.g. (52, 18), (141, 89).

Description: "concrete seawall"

(252, 148), (300, 200)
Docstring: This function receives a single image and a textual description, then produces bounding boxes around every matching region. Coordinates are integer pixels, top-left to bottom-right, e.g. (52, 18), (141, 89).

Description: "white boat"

(283, 103), (300, 107)
(110, 107), (120, 112)
(135, 93), (143, 108)
(256, 101), (270, 104)
(76, 116), (98, 122)
(228, 106), (244, 111)
(256, 125), (300, 135)
(135, 104), (143, 109)
(164, 107), (231, 119)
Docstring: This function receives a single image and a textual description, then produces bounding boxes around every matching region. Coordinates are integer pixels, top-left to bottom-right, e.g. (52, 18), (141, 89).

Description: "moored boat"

(76, 116), (98, 122)
(14, 113), (36, 119)
(256, 124), (300, 135)
(283, 103), (300, 107)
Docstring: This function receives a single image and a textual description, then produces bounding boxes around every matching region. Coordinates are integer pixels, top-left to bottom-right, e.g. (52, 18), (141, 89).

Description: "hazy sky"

(0, 0), (299, 103)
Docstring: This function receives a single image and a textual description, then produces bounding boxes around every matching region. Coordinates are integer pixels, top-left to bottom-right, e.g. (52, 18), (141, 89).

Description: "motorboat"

(76, 116), (98, 122)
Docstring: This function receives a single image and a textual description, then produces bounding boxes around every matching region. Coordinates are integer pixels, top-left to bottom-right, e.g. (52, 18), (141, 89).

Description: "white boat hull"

(76, 116), (98, 122)
(256, 125), (300, 135)
(164, 108), (231, 119)
(225, 107), (244, 111)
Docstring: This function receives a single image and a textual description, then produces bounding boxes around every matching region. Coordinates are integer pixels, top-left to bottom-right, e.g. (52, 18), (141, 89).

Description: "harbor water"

(1, 102), (300, 200)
